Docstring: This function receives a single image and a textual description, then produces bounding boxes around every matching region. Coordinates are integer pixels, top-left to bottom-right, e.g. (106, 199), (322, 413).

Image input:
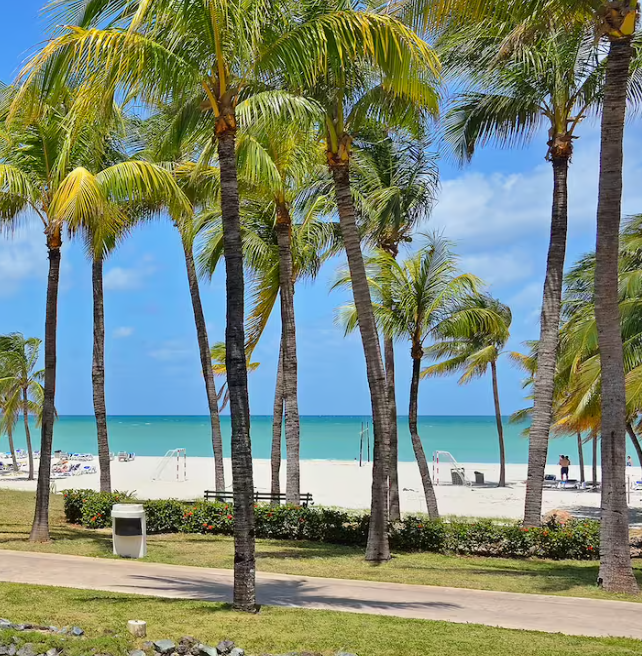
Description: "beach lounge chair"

(543, 474), (558, 489)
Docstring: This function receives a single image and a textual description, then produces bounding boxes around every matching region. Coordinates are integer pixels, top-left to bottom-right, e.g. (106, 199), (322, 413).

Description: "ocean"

(4, 415), (589, 465)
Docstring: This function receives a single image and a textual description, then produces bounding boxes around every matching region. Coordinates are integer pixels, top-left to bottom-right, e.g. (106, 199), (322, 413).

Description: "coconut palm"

(352, 130), (438, 519)
(399, 0), (641, 596)
(439, 22), (616, 526)
(0, 99), (189, 542)
(423, 295), (512, 486)
(27, 0), (442, 591)
(0, 334), (44, 480)
(336, 236), (497, 517)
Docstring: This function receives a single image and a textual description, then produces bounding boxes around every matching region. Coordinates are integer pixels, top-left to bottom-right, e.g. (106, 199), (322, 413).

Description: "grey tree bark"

(92, 256), (111, 494)
(577, 433), (585, 484)
(182, 235), (225, 493)
(593, 435), (599, 488)
(276, 205), (300, 505)
(385, 335), (400, 521)
(523, 152), (569, 526)
(217, 127), (256, 611)
(595, 37), (638, 594)
(409, 353), (439, 518)
(330, 159), (390, 562)
(490, 360), (506, 487)
(22, 389), (34, 480)
(30, 242), (61, 542)
(271, 337), (284, 503)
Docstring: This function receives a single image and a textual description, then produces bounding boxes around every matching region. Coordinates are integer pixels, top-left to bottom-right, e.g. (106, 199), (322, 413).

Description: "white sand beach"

(2, 455), (642, 523)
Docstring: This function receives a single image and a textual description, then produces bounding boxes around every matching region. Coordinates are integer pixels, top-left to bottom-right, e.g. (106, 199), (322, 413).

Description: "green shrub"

(62, 490), (600, 560)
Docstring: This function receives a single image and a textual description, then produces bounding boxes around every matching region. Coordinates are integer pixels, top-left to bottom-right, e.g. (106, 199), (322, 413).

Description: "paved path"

(1, 550), (641, 640)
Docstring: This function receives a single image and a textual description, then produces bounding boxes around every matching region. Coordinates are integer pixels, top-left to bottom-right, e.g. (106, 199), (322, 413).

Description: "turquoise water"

(4, 415), (585, 464)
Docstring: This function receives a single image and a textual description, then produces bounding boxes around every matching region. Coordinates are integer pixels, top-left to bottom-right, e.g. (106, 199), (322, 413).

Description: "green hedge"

(62, 489), (600, 560)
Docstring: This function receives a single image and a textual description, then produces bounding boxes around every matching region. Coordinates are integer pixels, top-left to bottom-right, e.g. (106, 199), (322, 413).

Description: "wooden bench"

(204, 490), (314, 507)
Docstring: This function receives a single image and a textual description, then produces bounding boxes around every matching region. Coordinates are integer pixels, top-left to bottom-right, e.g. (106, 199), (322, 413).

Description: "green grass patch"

(1, 582), (641, 656)
(1, 490), (641, 602)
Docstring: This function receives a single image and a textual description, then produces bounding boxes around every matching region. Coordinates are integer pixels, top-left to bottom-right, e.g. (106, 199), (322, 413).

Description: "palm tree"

(439, 22), (611, 526)
(287, 0), (440, 561)
(0, 100), (189, 542)
(26, 0), (441, 594)
(402, 0), (641, 595)
(337, 236), (494, 517)
(0, 333), (44, 480)
(352, 131), (438, 519)
(423, 295), (512, 486)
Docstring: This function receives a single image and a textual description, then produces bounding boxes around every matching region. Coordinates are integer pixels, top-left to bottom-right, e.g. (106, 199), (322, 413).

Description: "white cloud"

(148, 340), (192, 362)
(104, 256), (155, 291)
(460, 250), (534, 288)
(0, 225), (48, 296)
(113, 326), (134, 339)
(509, 281), (544, 324)
(431, 131), (642, 250)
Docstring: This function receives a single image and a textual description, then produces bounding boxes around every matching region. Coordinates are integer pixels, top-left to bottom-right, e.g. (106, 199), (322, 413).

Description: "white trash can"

(112, 504), (147, 558)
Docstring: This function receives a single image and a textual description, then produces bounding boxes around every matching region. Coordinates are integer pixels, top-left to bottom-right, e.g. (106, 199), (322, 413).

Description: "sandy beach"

(2, 455), (642, 523)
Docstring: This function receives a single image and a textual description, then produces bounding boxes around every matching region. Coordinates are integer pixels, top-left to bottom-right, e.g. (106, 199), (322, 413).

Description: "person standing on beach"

(559, 455), (571, 481)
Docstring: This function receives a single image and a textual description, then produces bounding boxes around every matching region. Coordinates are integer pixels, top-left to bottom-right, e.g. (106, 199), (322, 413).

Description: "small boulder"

(129, 650), (147, 656)
(46, 649), (60, 656)
(0, 619), (12, 629)
(11, 626), (25, 632)
(177, 638), (196, 655)
(17, 643), (37, 656)
(71, 627), (84, 637)
(153, 640), (176, 654)
(229, 649), (244, 656)
(195, 645), (217, 656)
(336, 652), (358, 656)
(215, 642), (234, 656)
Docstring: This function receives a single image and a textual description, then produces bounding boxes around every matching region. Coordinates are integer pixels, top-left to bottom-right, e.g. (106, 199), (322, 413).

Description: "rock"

(7, 646), (17, 656)
(11, 626), (25, 632)
(129, 650), (147, 656)
(543, 509), (573, 525)
(17, 643), (37, 656)
(0, 646), (15, 656)
(127, 621), (147, 639)
(153, 640), (176, 654)
(46, 649), (59, 656)
(0, 619), (12, 629)
(177, 637), (196, 655)
(215, 642), (235, 656)
(71, 627), (84, 637)
(229, 649), (244, 656)
(195, 645), (217, 656)
(336, 652), (358, 656)
(57, 628), (69, 636)
(142, 642), (154, 651)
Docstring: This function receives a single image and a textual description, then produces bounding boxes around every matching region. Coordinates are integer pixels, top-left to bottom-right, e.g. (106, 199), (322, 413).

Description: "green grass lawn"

(1, 582), (641, 656)
(1, 490), (641, 603)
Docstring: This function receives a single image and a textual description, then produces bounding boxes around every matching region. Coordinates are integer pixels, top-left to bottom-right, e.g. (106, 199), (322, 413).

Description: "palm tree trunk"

(92, 256), (111, 494)
(490, 360), (506, 487)
(30, 242), (61, 542)
(276, 205), (300, 505)
(22, 389), (33, 480)
(7, 424), (18, 473)
(409, 353), (439, 518)
(577, 433), (585, 484)
(626, 423), (642, 469)
(330, 160), (390, 562)
(523, 152), (569, 526)
(593, 435), (599, 488)
(385, 335), (400, 521)
(217, 126), (256, 611)
(271, 337), (284, 504)
(182, 235), (225, 493)
(595, 37), (638, 595)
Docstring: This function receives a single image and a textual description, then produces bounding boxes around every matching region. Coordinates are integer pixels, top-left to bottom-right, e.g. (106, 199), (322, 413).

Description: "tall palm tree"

(440, 22), (611, 526)
(0, 100), (189, 542)
(423, 295), (512, 486)
(0, 333), (44, 480)
(27, 0), (440, 594)
(337, 236), (494, 517)
(289, 0), (439, 561)
(352, 131), (438, 519)
(401, 0), (641, 595)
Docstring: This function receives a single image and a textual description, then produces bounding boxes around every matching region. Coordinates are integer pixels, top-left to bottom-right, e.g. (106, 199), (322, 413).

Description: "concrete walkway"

(1, 550), (641, 640)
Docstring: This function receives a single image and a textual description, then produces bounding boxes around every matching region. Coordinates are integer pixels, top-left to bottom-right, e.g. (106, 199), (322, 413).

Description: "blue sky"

(1, 2), (642, 416)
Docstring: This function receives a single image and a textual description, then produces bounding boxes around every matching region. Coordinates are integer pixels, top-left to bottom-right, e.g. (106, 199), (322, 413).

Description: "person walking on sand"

(627, 455), (633, 467)
(559, 455), (570, 481)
